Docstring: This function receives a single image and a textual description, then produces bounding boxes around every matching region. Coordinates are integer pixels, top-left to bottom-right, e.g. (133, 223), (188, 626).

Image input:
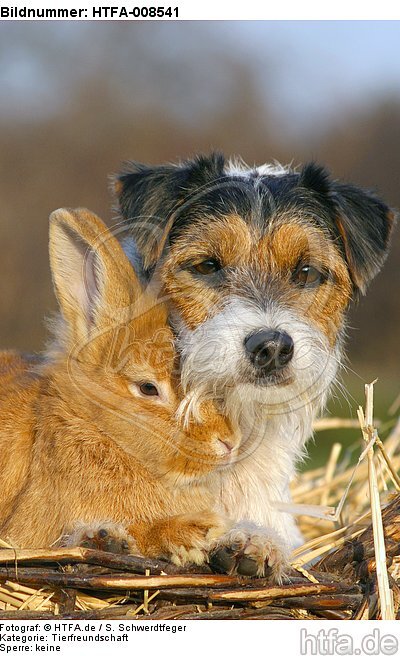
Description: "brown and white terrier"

(114, 152), (396, 570)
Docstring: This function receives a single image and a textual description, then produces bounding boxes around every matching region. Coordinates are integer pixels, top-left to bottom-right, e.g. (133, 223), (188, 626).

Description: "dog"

(113, 152), (396, 572)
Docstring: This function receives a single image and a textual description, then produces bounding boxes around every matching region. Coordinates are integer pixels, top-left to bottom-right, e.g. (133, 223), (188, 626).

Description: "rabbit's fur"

(0, 208), (241, 567)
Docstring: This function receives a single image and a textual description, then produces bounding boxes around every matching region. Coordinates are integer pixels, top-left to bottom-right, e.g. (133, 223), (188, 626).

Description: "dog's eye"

(292, 264), (327, 288)
(192, 259), (221, 275)
(130, 382), (159, 397)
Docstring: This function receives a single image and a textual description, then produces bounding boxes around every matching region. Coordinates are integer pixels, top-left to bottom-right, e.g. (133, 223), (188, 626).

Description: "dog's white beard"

(177, 298), (340, 548)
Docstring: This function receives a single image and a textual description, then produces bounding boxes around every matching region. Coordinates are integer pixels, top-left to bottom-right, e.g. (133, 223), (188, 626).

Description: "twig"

(313, 418), (363, 431)
(0, 569), (251, 591)
(208, 582), (357, 602)
(0, 547), (182, 574)
(358, 381), (395, 620)
(320, 442), (342, 507)
(389, 391), (400, 416)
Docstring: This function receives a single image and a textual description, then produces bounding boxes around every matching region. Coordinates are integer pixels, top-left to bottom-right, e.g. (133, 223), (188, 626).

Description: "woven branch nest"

(1, 387), (400, 620)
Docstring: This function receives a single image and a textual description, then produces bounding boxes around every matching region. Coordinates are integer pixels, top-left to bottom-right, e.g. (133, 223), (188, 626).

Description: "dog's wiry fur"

(115, 152), (396, 553)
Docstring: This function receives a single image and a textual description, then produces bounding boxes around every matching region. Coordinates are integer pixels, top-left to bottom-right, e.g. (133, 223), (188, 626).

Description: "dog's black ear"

(112, 153), (226, 271)
(299, 163), (396, 294)
(330, 182), (396, 294)
(112, 162), (185, 271)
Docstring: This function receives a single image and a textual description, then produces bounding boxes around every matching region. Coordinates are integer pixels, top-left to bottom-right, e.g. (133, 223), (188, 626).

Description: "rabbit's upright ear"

(49, 208), (142, 343)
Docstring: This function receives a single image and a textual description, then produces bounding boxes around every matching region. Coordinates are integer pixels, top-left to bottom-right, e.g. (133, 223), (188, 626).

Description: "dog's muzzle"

(244, 329), (294, 376)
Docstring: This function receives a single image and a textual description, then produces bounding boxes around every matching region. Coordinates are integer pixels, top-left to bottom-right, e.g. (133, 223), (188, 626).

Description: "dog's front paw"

(209, 524), (289, 582)
(61, 521), (136, 554)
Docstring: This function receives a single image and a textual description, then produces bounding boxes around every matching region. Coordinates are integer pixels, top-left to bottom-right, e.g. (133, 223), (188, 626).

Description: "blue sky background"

(0, 21), (399, 136)
(233, 22), (400, 130)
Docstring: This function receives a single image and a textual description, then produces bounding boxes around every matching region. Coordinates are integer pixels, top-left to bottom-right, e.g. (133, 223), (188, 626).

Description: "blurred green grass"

(303, 376), (400, 471)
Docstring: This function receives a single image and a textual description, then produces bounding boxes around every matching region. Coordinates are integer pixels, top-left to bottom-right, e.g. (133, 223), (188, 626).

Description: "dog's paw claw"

(209, 526), (289, 581)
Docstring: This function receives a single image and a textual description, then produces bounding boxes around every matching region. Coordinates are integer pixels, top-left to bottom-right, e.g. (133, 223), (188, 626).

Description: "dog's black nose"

(244, 330), (294, 374)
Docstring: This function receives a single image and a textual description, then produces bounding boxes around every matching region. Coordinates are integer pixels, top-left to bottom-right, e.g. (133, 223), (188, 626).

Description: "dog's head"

(114, 153), (396, 422)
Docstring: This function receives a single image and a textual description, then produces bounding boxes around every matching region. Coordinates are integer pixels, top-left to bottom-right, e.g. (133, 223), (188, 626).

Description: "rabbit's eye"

(128, 381), (162, 400)
(138, 382), (159, 397)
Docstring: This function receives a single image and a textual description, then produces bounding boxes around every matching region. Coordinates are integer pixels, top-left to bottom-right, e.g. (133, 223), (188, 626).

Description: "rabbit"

(0, 207), (243, 568)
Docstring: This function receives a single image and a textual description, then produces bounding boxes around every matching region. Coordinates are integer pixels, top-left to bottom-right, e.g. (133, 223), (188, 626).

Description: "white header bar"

(0, 0), (400, 20)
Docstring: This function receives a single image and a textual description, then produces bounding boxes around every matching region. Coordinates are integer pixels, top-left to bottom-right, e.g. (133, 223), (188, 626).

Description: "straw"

(357, 381), (394, 620)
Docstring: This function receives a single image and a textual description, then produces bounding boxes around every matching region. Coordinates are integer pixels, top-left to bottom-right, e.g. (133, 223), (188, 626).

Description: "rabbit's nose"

(218, 438), (234, 455)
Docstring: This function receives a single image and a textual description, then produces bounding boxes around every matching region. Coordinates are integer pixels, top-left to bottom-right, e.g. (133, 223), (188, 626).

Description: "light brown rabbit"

(0, 207), (241, 567)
